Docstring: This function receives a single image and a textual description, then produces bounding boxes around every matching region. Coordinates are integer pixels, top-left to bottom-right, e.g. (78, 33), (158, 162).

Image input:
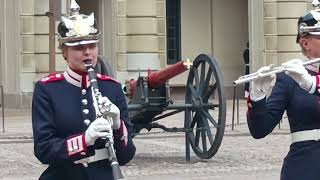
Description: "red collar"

(64, 67), (90, 88)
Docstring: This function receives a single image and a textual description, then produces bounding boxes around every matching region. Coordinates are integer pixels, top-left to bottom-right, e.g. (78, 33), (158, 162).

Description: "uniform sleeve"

(32, 83), (88, 164)
(246, 74), (290, 139)
(112, 83), (136, 165)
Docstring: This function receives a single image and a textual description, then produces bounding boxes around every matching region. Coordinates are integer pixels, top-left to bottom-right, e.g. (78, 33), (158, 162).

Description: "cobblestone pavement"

(0, 100), (291, 180)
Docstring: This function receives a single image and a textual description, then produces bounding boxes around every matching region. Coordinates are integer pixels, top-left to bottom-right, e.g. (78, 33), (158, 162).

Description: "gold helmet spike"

(57, 0), (100, 46)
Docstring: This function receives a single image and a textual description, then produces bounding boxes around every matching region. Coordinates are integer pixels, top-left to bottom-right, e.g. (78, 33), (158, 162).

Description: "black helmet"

(296, 9), (320, 43)
(57, 0), (100, 46)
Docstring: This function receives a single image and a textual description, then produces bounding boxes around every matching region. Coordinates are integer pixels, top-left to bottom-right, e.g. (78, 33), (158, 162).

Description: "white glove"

(282, 59), (315, 92)
(250, 65), (276, 101)
(85, 117), (112, 146)
(99, 97), (121, 130)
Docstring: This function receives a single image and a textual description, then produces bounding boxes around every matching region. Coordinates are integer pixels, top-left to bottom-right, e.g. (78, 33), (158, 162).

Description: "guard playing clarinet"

(246, 1), (320, 180)
(32, 1), (135, 179)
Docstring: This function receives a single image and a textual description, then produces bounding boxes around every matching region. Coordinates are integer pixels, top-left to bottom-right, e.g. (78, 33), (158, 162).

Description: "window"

(166, 0), (181, 64)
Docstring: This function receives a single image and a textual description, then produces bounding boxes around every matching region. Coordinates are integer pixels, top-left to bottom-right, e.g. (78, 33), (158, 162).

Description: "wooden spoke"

(202, 109), (218, 128)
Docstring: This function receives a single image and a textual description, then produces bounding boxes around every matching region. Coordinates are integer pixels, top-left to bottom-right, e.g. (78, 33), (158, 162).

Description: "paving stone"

(0, 100), (291, 179)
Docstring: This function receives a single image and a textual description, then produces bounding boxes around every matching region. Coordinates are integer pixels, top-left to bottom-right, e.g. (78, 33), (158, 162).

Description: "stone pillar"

(0, 0), (22, 107)
(263, 0), (307, 70)
(116, 0), (166, 84)
(249, 0), (264, 72)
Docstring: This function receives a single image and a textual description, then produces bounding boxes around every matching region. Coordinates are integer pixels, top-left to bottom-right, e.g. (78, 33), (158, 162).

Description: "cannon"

(124, 54), (226, 160)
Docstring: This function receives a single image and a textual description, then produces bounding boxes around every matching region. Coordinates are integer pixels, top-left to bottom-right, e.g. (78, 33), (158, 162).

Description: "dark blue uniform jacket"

(247, 72), (320, 180)
(32, 68), (136, 180)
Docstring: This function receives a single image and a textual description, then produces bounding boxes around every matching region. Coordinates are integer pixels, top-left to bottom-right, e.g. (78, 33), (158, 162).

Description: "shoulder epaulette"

(39, 73), (64, 84)
(96, 74), (120, 84)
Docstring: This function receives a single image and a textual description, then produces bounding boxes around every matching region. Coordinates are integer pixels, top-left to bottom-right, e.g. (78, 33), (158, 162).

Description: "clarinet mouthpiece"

(84, 59), (93, 68)
(84, 59), (94, 72)
(84, 59), (92, 64)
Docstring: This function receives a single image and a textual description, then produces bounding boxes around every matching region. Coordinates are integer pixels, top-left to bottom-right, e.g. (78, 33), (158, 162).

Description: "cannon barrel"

(124, 60), (191, 96)
(147, 60), (189, 88)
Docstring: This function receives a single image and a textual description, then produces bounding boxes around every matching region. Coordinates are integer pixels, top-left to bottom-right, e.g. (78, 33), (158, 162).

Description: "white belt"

(74, 148), (109, 165)
(291, 129), (320, 143)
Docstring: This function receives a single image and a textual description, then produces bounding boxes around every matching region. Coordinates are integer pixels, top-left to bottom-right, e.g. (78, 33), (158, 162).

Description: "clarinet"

(84, 59), (125, 180)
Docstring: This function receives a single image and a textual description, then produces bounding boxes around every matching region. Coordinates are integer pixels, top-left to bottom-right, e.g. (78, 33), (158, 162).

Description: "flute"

(233, 58), (320, 85)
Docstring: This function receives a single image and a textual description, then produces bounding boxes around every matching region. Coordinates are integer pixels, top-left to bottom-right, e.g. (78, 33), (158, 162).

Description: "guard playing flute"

(246, 1), (320, 180)
(32, 1), (135, 179)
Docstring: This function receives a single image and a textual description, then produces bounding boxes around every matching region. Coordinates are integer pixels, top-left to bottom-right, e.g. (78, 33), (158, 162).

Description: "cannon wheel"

(185, 54), (226, 159)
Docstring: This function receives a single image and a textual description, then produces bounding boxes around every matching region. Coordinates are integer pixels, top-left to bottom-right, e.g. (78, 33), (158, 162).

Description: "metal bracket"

(231, 85), (240, 130)
(0, 84), (4, 132)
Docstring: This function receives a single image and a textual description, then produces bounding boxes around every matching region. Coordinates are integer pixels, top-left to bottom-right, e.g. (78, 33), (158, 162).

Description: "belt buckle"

(74, 148), (109, 167)
(314, 129), (320, 141)
(74, 158), (89, 167)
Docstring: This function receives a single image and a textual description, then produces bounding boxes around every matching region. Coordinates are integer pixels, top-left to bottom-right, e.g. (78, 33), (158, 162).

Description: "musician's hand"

(282, 59), (315, 92)
(85, 117), (112, 146)
(99, 97), (121, 130)
(250, 65), (276, 101)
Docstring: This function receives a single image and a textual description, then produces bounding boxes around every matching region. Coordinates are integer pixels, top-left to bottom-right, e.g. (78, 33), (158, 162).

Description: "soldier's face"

(300, 35), (320, 59)
(307, 35), (320, 58)
(63, 43), (98, 73)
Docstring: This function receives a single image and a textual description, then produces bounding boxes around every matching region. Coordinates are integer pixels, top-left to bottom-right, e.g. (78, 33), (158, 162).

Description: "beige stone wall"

(171, 0), (249, 87)
(1, 0), (315, 107)
(20, 0), (67, 93)
(263, 0), (307, 69)
(212, 0), (249, 86)
(169, 0), (212, 86)
(115, 0), (166, 84)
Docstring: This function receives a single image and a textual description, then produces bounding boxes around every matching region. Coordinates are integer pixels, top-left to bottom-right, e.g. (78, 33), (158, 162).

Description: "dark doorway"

(77, 0), (100, 23)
